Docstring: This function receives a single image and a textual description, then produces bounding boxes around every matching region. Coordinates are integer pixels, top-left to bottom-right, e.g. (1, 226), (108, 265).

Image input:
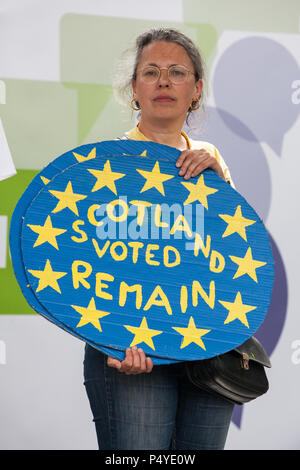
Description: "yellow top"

(123, 126), (234, 187)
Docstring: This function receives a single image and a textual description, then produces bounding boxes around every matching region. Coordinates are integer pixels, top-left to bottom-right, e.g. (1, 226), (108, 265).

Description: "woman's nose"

(158, 69), (170, 87)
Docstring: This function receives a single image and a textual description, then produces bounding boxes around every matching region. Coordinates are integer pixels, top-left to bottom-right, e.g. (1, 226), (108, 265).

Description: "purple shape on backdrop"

(232, 231), (287, 428)
(190, 34), (293, 428)
(255, 231), (288, 354)
(184, 106), (271, 220)
(212, 36), (300, 155)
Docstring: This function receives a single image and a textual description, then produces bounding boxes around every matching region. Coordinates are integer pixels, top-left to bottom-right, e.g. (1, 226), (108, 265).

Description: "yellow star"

(27, 259), (67, 293)
(219, 205), (256, 241)
(88, 159), (126, 194)
(71, 297), (111, 333)
(136, 161), (174, 196)
(73, 147), (96, 163)
(218, 292), (257, 328)
(123, 150), (147, 157)
(229, 247), (267, 282)
(172, 316), (211, 350)
(27, 215), (67, 250)
(181, 174), (218, 209)
(49, 181), (87, 216)
(40, 176), (50, 185)
(124, 316), (163, 350)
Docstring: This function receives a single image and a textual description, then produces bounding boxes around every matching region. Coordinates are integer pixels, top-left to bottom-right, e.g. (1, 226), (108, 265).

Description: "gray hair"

(113, 27), (207, 119)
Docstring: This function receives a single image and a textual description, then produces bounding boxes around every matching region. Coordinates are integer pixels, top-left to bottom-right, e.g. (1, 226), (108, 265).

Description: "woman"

(84, 28), (234, 450)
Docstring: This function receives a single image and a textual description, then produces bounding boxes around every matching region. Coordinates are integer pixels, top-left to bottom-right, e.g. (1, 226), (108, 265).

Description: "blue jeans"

(83, 344), (234, 450)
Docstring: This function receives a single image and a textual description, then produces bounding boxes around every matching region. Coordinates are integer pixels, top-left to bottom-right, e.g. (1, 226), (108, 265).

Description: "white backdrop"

(0, 0), (299, 450)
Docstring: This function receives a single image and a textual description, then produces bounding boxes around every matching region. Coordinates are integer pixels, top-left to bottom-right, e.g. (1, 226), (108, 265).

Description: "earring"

(189, 99), (200, 111)
(130, 98), (141, 111)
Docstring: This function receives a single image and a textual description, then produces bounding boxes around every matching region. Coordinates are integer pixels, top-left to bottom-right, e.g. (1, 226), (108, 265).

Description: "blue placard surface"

(12, 141), (274, 363)
(10, 141), (273, 363)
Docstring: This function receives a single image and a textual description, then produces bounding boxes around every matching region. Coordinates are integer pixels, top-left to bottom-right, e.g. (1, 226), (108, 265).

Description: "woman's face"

(132, 41), (203, 126)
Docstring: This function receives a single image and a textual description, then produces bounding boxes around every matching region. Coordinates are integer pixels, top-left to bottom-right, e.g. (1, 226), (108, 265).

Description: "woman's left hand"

(176, 149), (225, 181)
(107, 347), (153, 375)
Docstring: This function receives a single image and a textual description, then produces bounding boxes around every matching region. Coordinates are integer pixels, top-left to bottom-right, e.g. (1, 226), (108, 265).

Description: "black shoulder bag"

(185, 336), (271, 405)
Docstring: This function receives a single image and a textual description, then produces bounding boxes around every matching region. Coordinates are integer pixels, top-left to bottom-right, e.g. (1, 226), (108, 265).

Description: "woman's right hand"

(107, 346), (153, 374)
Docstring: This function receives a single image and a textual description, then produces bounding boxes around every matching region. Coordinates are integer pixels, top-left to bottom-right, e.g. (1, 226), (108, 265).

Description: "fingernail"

(132, 346), (137, 350)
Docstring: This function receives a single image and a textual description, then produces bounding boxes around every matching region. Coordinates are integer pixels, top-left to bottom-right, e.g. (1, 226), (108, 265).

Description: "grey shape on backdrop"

(212, 36), (300, 155)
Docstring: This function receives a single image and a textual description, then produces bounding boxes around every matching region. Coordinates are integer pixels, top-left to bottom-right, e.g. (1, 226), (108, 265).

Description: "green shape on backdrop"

(63, 82), (113, 144)
(185, 22), (218, 65)
(0, 170), (38, 314)
(0, 79), (77, 170)
(183, 0), (300, 34)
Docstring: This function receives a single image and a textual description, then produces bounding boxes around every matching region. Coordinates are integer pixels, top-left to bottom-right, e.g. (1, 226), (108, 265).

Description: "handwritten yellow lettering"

(145, 244), (160, 266)
(170, 214), (192, 237)
(72, 260), (92, 289)
(95, 272), (114, 300)
(194, 233), (211, 258)
(110, 241), (127, 261)
(119, 281), (142, 309)
(129, 200), (152, 226)
(192, 280), (215, 309)
(87, 204), (102, 226)
(143, 285), (172, 315)
(92, 238), (111, 258)
(107, 199), (128, 222)
(180, 285), (188, 313)
(163, 245), (180, 267)
(209, 250), (225, 273)
(71, 220), (88, 243)
(128, 241), (144, 263)
(154, 204), (168, 228)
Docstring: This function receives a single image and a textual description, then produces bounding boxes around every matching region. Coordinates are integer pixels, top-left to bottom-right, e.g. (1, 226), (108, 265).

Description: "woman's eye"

(143, 69), (158, 77)
(171, 68), (185, 77)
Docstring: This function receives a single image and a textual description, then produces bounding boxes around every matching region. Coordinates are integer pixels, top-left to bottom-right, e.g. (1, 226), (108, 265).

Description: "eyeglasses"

(137, 65), (195, 84)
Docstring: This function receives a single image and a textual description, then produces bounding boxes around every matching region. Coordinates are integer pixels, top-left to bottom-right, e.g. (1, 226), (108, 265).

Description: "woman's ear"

(194, 79), (203, 101)
(131, 81), (137, 99)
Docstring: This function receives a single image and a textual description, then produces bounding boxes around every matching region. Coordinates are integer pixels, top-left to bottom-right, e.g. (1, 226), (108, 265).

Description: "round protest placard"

(10, 141), (274, 364)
